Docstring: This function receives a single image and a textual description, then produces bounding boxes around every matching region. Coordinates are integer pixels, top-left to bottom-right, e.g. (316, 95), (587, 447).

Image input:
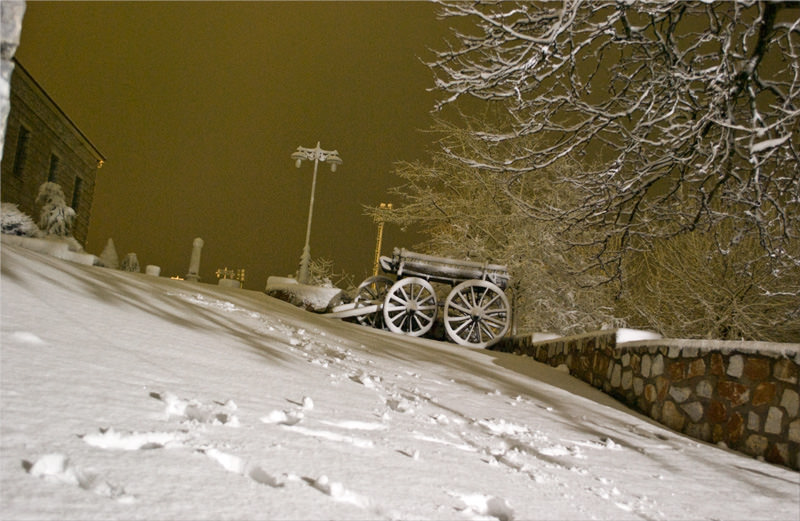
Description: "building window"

(12, 125), (31, 178)
(48, 154), (60, 182)
(71, 176), (83, 210)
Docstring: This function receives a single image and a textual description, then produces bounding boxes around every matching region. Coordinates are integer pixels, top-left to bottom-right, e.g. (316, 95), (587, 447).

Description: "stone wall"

(491, 331), (800, 470)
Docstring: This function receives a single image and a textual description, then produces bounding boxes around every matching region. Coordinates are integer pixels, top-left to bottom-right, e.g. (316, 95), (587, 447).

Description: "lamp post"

(291, 142), (342, 285)
(373, 203), (392, 276)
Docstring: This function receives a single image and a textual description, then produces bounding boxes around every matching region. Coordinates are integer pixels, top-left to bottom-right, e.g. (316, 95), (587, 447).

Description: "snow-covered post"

(185, 237), (204, 282)
(290, 142), (342, 285)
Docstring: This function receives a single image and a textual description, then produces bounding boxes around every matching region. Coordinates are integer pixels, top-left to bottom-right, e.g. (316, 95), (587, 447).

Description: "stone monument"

(185, 237), (204, 282)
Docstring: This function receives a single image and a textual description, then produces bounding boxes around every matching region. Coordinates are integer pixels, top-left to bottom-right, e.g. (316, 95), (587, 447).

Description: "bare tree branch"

(428, 0), (800, 280)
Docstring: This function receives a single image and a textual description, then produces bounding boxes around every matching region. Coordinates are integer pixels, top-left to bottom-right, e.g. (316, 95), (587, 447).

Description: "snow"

(1, 234), (98, 266)
(751, 134), (792, 153)
(616, 328), (662, 343)
(265, 275), (346, 312)
(1, 242), (798, 521)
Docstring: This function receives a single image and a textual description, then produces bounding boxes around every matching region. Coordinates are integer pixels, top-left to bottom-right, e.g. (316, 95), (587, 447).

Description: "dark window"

(48, 154), (60, 182)
(71, 176), (83, 210)
(12, 126), (31, 178)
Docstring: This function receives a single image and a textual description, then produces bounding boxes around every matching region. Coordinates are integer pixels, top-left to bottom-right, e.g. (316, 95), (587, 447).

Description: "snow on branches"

(429, 0), (800, 278)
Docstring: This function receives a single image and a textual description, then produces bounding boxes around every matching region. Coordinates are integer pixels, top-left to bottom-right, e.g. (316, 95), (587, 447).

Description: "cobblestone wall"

(491, 332), (800, 470)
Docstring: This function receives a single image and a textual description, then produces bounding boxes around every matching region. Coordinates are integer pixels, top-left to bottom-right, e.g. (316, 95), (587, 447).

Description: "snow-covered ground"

(1, 243), (798, 520)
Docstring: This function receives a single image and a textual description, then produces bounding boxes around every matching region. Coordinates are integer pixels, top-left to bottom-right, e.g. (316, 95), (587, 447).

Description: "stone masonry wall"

(491, 331), (800, 471)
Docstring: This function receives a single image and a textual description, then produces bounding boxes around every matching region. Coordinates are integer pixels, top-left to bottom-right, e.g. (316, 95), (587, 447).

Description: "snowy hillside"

(1, 243), (798, 520)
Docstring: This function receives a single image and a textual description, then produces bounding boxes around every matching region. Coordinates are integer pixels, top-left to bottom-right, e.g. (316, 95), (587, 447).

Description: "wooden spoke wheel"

(383, 277), (438, 337)
(444, 280), (510, 348)
(352, 275), (393, 329)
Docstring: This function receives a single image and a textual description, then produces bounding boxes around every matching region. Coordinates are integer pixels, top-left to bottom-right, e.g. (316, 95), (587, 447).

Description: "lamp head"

(327, 151), (342, 172)
(291, 149), (305, 168)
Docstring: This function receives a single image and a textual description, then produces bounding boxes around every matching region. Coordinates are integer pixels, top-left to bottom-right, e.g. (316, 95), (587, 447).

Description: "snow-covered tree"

(1, 202), (41, 237)
(619, 224), (800, 342)
(35, 182), (75, 238)
(99, 238), (120, 269)
(428, 1), (800, 281)
(369, 120), (622, 335)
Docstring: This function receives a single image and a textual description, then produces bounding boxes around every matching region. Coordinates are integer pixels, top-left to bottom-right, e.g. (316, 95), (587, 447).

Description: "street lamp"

(291, 141), (342, 284)
(373, 203), (392, 276)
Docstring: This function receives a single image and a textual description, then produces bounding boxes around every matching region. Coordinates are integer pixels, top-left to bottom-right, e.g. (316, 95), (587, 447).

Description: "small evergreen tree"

(36, 182), (75, 237)
(99, 238), (120, 269)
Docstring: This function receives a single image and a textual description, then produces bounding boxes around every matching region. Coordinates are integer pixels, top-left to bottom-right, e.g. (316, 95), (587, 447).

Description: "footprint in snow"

(384, 394), (416, 414)
(23, 453), (134, 503)
(450, 491), (515, 521)
(200, 448), (286, 488)
(261, 395), (315, 425)
(285, 396), (315, 411)
(149, 391), (239, 426)
(80, 427), (187, 450)
(260, 409), (304, 426)
(349, 371), (381, 389)
(10, 331), (46, 345)
(303, 475), (371, 509)
(318, 419), (387, 431)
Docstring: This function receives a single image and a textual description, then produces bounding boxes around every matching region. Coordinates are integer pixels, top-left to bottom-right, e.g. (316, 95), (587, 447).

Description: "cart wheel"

(353, 275), (393, 329)
(444, 280), (510, 348)
(383, 277), (438, 337)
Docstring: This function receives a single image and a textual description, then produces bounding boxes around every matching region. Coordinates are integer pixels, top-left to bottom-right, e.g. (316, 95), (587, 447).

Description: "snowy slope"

(1, 243), (798, 521)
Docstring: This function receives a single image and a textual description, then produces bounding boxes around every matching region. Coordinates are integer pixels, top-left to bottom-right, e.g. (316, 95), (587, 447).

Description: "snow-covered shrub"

(307, 257), (355, 291)
(121, 252), (140, 273)
(619, 225), (800, 342)
(99, 238), (120, 269)
(36, 182), (75, 237)
(1, 202), (41, 237)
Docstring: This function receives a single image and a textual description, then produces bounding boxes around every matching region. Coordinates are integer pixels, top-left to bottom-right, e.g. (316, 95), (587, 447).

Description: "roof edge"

(11, 58), (107, 165)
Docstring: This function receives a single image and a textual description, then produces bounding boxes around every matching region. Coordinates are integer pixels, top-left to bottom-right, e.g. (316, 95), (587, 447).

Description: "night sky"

(14, 1), (447, 290)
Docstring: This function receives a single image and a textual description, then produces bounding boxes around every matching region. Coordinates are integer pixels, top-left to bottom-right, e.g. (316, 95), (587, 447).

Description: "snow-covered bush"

(1, 202), (41, 237)
(99, 238), (120, 269)
(307, 257), (355, 291)
(121, 252), (140, 273)
(36, 182), (75, 237)
(619, 226), (800, 342)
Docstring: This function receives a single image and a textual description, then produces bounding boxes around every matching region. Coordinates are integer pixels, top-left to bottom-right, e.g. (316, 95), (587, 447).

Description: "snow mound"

(615, 328), (663, 343)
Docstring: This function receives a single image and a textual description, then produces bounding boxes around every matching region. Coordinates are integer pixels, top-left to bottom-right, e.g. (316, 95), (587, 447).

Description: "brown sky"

(14, 1), (447, 290)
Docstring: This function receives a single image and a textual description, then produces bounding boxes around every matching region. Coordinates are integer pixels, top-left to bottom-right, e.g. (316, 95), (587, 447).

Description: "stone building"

(1, 59), (105, 246)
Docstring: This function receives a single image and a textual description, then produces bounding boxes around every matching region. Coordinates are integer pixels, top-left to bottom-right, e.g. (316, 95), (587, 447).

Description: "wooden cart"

(326, 248), (511, 348)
